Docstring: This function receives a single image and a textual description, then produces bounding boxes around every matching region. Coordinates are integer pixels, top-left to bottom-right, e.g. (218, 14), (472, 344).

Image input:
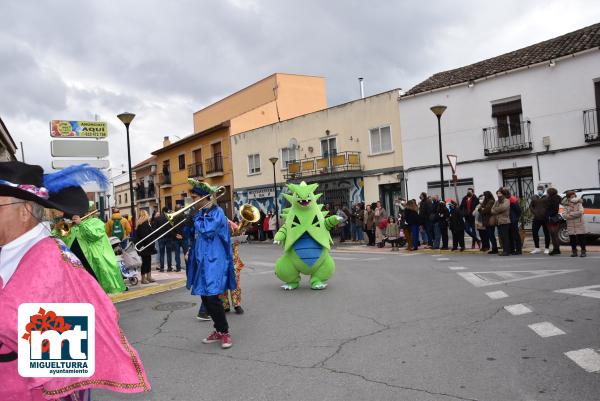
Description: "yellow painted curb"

(110, 279), (187, 303)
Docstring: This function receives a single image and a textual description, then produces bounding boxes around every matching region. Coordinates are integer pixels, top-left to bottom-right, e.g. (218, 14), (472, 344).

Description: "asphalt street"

(96, 244), (600, 401)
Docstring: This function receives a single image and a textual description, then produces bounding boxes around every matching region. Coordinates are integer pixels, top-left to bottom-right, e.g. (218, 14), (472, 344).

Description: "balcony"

(205, 155), (224, 176)
(284, 151), (361, 180)
(158, 172), (172, 188)
(483, 120), (532, 156)
(135, 184), (156, 202)
(188, 162), (204, 178)
(583, 108), (599, 142)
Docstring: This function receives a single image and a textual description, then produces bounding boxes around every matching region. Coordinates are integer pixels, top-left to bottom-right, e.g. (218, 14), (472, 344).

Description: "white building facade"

(400, 23), (600, 202)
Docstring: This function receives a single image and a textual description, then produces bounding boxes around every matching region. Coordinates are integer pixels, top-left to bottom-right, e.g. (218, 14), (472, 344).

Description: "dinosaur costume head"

(280, 181), (331, 251)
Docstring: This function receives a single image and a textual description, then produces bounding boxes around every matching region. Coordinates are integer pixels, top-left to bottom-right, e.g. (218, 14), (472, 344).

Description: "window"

(248, 154), (261, 174)
(582, 194), (600, 209)
(369, 126), (392, 154)
(164, 196), (172, 212)
(124, 193), (128, 203)
(321, 137), (337, 157)
(492, 99), (522, 138)
(118, 195), (122, 205)
(178, 154), (186, 170)
(281, 147), (297, 167)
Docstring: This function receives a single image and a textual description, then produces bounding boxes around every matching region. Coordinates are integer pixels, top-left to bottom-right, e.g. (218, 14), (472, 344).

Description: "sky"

(1, 0), (599, 174)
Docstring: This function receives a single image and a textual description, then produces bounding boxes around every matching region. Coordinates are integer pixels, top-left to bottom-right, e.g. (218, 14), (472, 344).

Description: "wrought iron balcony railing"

(205, 155), (224, 175)
(158, 172), (171, 186)
(583, 107), (599, 142)
(188, 162), (204, 178)
(483, 120), (532, 156)
(284, 151), (361, 180)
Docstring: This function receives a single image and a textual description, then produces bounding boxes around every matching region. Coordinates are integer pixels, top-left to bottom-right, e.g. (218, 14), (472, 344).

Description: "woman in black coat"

(448, 201), (465, 251)
(136, 209), (156, 284)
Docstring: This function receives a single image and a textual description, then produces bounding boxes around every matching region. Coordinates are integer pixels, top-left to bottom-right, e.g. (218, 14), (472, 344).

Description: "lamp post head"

(117, 112), (136, 127)
(269, 157), (279, 165)
(430, 105), (447, 118)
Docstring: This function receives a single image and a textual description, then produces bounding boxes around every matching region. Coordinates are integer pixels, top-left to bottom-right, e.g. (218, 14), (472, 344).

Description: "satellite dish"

(288, 138), (298, 150)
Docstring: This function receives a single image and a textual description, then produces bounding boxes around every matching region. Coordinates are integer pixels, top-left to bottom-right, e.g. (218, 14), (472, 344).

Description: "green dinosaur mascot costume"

(274, 181), (342, 290)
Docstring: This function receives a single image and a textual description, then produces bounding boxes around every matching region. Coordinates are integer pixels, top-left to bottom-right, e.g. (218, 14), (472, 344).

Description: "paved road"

(96, 244), (600, 401)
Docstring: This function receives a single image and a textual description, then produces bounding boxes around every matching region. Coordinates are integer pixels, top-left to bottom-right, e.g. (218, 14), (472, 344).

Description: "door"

(321, 137), (337, 171)
(192, 148), (202, 176)
(502, 167), (534, 227)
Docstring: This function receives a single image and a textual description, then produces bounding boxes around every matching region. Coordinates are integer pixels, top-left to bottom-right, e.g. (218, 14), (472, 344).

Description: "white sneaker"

(530, 248), (541, 254)
(544, 248), (550, 254)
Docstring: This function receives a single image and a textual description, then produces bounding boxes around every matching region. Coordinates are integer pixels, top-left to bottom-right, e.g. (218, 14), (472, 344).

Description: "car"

(558, 188), (600, 244)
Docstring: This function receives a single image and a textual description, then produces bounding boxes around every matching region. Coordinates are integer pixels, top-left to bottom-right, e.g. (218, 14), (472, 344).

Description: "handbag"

(548, 214), (564, 224)
(122, 242), (143, 269)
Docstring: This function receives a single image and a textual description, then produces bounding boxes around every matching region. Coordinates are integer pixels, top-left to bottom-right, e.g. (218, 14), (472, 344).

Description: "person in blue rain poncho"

(186, 179), (236, 349)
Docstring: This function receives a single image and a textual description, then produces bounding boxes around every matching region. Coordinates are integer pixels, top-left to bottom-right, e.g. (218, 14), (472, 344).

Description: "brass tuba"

(232, 204), (260, 236)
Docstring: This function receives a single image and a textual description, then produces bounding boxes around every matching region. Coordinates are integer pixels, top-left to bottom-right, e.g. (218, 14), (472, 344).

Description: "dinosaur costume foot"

(281, 283), (299, 291)
(310, 281), (327, 290)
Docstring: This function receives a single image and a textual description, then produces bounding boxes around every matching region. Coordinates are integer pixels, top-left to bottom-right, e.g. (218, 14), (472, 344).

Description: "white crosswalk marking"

(504, 304), (532, 316)
(565, 348), (600, 373)
(486, 291), (509, 299)
(448, 266), (465, 270)
(528, 322), (566, 338)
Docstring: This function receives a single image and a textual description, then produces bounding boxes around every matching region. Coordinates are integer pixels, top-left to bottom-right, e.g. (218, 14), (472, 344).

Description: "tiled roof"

(406, 22), (600, 96)
(133, 155), (156, 169)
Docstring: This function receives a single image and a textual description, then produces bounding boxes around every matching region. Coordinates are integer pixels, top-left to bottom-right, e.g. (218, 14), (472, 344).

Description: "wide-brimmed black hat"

(0, 161), (92, 216)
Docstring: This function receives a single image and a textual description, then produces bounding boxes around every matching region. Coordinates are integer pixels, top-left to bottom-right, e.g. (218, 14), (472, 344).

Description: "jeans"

(424, 221), (433, 246)
(486, 226), (498, 251)
(172, 239), (185, 270)
(410, 224), (420, 249)
(352, 223), (364, 241)
(420, 225), (430, 245)
(343, 224), (351, 241)
(432, 223), (441, 249)
(464, 216), (478, 241)
(531, 219), (550, 249)
(158, 238), (173, 270)
(201, 295), (229, 333)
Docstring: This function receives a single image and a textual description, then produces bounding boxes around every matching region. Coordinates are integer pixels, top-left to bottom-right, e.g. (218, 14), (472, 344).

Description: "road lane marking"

(249, 261), (274, 267)
(486, 291), (509, 299)
(564, 348), (600, 373)
(528, 322), (566, 338)
(504, 304), (532, 316)
(362, 257), (384, 261)
(436, 258), (450, 261)
(448, 266), (465, 270)
(457, 269), (580, 287)
(332, 256), (358, 260)
(555, 285), (600, 299)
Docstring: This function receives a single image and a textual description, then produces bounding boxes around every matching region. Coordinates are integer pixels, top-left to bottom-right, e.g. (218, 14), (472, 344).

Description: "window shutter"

(492, 99), (522, 117)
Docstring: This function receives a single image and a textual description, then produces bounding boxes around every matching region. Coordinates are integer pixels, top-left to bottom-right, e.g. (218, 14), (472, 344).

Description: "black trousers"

(509, 223), (522, 253)
(498, 224), (511, 255)
(440, 223), (449, 249)
(141, 255), (152, 275)
(451, 229), (465, 250)
(201, 295), (229, 333)
(532, 219), (550, 249)
(570, 234), (587, 251)
(366, 229), (375, 245)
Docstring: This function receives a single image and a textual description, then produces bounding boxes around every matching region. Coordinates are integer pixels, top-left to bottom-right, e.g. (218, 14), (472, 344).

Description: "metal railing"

(135, 184), (156, 201)
(158, 172), (171, 186)
(583, 107), (599, 142)
(283, 151), (361, 180)
(188, 162), (204, 178)
(483, 120), (532, 156)
(205, 154), (224, 175)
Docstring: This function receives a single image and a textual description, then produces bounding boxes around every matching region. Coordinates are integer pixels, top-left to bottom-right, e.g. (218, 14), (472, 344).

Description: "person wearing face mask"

(564, 190), (586, 257)
(545, 187), (562, 255)
(529, 185), (550, 254)
(473, 196), (489, 252)
(491, 187), (511, 256)
(460, 187), (481, 249)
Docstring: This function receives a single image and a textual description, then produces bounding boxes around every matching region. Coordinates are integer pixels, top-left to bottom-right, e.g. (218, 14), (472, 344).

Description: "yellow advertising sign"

(50, 120), (108, 138)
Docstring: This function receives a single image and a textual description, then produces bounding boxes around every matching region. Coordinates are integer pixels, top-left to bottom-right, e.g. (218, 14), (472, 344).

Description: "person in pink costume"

(0, 162), (150, 401)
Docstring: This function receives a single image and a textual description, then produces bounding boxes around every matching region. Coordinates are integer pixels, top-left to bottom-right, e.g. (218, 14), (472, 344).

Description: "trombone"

(55, 209), (98, 237)
(134, 186), (226, 252)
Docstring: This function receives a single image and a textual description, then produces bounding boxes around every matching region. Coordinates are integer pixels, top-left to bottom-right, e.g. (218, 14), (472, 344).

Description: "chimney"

(163, 136), (171, 147)
(358, 77), (365, 99)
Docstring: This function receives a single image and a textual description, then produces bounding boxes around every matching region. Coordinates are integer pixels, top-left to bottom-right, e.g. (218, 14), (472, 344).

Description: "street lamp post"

(117, 112), (136, 230)
(269, 157), (279, 231)
(430, 105), (447, 201)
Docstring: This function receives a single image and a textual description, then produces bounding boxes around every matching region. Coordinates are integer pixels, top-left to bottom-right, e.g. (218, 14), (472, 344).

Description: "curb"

(109, 279), (187, 303)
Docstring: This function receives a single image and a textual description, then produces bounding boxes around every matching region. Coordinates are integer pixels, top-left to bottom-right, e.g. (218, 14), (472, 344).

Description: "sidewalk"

(109, 264), (186, 303)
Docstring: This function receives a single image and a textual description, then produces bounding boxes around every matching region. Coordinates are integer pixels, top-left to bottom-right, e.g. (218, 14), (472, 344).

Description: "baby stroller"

(110, 237), (140, 286)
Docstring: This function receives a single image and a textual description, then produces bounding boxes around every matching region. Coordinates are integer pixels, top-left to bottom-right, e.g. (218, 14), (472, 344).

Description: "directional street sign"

(52, 159), (110, 169)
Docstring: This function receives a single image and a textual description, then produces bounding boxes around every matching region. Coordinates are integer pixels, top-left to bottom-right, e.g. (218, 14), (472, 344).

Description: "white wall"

(400, 50), (600, 198)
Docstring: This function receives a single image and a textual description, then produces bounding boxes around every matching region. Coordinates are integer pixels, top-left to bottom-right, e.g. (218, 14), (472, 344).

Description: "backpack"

(112, 219), (125, 240)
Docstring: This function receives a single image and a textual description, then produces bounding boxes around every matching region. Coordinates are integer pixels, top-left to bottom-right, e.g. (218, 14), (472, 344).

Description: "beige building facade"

(231, 89), (405, 216)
